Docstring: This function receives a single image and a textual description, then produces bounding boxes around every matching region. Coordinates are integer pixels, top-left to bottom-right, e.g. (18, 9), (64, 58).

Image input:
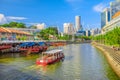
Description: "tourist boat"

(48, 42), (66, 47)
(19, 42), (48, 53)
(0, 44), (12, 50)
(0, 44), (13, 53)
(36, 49), (64, 65)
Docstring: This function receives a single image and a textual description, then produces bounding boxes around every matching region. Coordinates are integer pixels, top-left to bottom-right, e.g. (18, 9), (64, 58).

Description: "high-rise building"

(110, 0), (120, 19)
(101, 8), (111, 28)
(90, 29), (95, 36)
(63, 23), (74, 34)
(86, 30), (91, 36)
(75, 16), (81, 31)
(36, 23), (45, 30)
(112, 11), (120, 19)
(101, 0), (120, 33)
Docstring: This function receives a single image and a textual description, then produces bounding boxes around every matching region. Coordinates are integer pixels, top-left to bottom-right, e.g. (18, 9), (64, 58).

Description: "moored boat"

(19, 42), (48, 54)
(0, 44), (12, 50)
(36, 49), (64, 65)
(47, 42), (66, 47)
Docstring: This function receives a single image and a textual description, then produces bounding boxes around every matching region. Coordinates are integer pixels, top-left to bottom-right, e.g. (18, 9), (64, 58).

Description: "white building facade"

(101, 0), (120, 33)
(36, 23), (45, 30)
(63, 23), (74, 34)
(110, 0), (120, 19)
(102, 16), (120, 33)
(101, 8), (111, 28)
(75, 16), (82, 31)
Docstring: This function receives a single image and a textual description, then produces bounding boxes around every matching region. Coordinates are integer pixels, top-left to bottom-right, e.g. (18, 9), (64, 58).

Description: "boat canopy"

(28, 42), (35, 47)
(19, 42), (29, 47)
(43, 49), (62, 54)
(19, 42), (35, 47)
(38, 42), (45, 46)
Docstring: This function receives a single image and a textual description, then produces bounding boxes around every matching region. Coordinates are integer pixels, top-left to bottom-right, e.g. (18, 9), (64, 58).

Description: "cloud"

(0, 13), (27, 24)
(0, 14), (7, 24)
(93, 3), (108, 12)
(6, 16), (27, 20)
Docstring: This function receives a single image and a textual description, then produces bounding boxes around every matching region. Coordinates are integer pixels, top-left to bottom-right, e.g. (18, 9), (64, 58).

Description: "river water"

(0, 43), (120, 80)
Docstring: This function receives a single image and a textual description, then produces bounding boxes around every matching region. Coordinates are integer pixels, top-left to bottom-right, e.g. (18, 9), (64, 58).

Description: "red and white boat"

(36, 49), (64, 65)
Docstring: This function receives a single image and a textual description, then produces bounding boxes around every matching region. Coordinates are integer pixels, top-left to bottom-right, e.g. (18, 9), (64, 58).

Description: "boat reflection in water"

(36, 49), (65, 65)
(36, 61), (63, 75)
(0, 44), (120, 80)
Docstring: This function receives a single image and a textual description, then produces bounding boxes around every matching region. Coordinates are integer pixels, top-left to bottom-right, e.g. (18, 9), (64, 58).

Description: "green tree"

(9, 22), (18, 27)
(1, 22), (26, 28)
(1, 24), (9, 27)
(39, 27), (58, 40)
(17, 23), (26, 28)
(93, 27), (120, 47)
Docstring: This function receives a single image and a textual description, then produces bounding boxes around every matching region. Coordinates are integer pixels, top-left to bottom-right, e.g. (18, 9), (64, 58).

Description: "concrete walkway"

(92, 42), (120, 77)
(96, 43), (120, 64)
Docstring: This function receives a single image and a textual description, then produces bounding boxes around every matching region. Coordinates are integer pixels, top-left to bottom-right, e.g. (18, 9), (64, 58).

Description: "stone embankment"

(92, 42), (120, 77)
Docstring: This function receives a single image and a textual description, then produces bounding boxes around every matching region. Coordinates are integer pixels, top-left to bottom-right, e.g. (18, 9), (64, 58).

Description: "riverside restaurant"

(0, 27), (33, 41)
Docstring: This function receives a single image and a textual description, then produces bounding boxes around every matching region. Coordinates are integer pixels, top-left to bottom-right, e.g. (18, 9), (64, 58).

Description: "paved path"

(95, 43), (120, 65)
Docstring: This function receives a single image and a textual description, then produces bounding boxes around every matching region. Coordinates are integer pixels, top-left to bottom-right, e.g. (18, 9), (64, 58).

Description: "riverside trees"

(39, 27), (72, 40)
(39, 27), (58, 40)
(93, 27), (120, 47)
(0, 22), (26, 28)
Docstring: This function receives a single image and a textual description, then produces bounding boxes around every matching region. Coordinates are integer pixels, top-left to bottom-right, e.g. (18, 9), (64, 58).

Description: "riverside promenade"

(0, 40), (67, 44)
(0, 40), (91, 44)
(92, 42), (120, 77)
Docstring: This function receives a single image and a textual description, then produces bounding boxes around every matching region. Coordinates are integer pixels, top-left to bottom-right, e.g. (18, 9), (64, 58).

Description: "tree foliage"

(93, 27), (120, 46)
(39, 27), (58, 40)
(75, 35), (91, 40)
(58, 34), (72, 40)
(0, 22), (26, 28)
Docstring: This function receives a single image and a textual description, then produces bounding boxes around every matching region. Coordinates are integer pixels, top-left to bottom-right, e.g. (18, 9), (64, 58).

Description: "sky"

(0, 0), (113, 31)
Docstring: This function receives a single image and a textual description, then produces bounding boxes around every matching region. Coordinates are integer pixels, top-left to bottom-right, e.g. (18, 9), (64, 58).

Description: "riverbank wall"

(66, 40), (91, 44)
(92, 42), (120, 77)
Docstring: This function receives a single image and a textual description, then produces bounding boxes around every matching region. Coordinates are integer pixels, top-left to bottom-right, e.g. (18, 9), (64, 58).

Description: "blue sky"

(0, 0), (113, 31)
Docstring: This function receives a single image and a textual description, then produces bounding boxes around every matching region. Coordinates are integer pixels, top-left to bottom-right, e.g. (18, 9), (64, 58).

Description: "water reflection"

(0, 43), (120, 80)
(36, 62), (62, 74)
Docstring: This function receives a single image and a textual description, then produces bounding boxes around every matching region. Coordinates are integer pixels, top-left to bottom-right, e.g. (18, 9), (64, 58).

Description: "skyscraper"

(63, 23), (74, 34)
(110, 0), (120, 19)
(101, 0), (120, 33)
(101, 8), (111, 28)
(75, 16), (81, 31)
(86, 30), (91, 36)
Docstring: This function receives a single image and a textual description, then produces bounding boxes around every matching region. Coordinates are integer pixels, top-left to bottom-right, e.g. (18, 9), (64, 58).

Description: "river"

(0, 43), (120, 80)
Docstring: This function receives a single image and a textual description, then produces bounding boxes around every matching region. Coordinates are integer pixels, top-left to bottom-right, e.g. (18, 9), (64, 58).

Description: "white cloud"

(93, 3), (108, 12)
(0, 14), (7, 24)
(0, 13), (27, 24)
(6, 16), (27, 20)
